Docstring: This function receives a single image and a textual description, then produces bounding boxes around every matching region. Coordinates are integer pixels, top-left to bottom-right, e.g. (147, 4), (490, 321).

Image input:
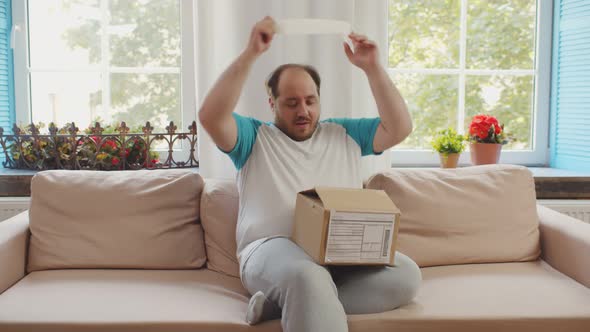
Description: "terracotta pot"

(439, 153), (460, 168)
(470, 142), (502, 165)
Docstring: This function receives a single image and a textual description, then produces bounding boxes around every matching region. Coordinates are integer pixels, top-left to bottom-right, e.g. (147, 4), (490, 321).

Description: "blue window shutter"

(550, 0), (590, 171)
(0, 0), (15, 164)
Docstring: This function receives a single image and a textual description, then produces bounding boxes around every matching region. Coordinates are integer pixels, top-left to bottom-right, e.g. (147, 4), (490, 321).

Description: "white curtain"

(194, 0), (391, 180)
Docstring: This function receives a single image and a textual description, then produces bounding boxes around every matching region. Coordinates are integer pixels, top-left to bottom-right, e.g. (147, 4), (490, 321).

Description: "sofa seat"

(349, 260), (590, 332)
(0, 269), (280, 332)
(1, 260), (589, 332)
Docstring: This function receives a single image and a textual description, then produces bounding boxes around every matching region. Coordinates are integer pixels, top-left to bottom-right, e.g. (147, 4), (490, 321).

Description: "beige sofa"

(1, 165), (589, 332)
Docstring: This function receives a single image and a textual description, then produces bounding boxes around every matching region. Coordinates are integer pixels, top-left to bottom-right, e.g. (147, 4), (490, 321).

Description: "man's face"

(270, 68), (320, 142)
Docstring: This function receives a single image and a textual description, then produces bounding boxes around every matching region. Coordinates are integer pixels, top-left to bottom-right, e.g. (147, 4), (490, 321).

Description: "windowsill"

(0, 166), (589, 199)
(527, 167), (590, 199)
(0, 168), (37, 197)
(391, 166), (590, 177)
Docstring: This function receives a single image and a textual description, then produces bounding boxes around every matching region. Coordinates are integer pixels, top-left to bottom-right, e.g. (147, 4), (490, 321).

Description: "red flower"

(484, 116), (501, 134)
(469, 122), (488, 139)
(472, 114), (486, 124)
(111, 157), (119, 165)
(103, 140), (117, 149)
(469, 114), (504, 142)
(151, 159), (159, 164)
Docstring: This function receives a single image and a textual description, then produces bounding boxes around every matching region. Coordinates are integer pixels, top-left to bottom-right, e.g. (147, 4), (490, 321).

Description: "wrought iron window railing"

(0, 121), (198, 171)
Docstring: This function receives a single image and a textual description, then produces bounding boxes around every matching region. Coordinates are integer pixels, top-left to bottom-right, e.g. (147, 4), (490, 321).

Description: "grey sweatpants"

(240, 237), (422, 332)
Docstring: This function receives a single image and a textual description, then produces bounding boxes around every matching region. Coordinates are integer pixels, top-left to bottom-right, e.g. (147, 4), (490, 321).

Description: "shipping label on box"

(325, 211), (396, 264)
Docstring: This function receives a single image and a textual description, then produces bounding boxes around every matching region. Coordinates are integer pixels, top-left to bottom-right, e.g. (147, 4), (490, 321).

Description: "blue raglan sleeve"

(323, 117), (383, 156)
(218, 113), (263, 170)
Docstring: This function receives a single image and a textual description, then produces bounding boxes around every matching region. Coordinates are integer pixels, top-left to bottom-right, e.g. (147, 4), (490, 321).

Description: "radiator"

(537, 200), (590, 223)
(0, 198), (30, 222)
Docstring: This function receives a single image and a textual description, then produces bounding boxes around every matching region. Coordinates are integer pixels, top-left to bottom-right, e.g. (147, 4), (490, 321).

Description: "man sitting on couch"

(198, 16), (422, 332)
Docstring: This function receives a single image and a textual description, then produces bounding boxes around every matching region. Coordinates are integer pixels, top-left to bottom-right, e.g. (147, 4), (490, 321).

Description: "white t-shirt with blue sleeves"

(223, 112), (382, 270)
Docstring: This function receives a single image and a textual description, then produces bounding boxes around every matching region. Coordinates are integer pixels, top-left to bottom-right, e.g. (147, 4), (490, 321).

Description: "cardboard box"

(292, 187), (400, 266)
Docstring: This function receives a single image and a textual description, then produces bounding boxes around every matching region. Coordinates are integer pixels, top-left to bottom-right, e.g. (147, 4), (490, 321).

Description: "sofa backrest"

(200, 179), (240, 277)
(27, 169), (207, 272)
(198, 165), (542, 275)
(366, 164), (541, 267)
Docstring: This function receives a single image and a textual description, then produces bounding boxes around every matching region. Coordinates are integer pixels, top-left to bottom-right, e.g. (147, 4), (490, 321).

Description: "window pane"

(109, 0), (181, 67)
(388, 0), (460, 69)
(467, 1), (536, 69)
(393, 74), (459, 149)
(30, 72), (102, 127)
(29, 0), (101, 68)
(110, 73), (180, 132)
(465, 75), (534, 149)
(28, 0), (183, 134)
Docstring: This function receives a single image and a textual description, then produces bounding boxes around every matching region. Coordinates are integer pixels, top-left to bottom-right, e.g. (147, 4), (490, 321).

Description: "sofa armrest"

(0, 211), (29, 294)
(537, 204), (590, 288)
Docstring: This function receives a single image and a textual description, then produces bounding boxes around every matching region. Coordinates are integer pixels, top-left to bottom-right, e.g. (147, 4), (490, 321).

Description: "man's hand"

(343, 33), (379, 72)
(245, 16), (277, 58)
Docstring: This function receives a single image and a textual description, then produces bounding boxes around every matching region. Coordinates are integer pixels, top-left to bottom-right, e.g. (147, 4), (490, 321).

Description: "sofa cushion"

(1, 262), (588, 332)
(366, 164), (540, 267)
(349, 260), (590, 332)
(200, 179), (240, 277)
(0, 269), (278, 332)
(27, 169), (207, 272)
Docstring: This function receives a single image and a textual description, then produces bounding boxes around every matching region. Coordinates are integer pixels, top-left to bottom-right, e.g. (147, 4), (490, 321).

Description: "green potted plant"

(431, 128), (467, 168)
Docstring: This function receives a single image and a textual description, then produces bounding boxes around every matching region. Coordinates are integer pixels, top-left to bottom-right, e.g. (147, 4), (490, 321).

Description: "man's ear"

(268, 97), (275, 112)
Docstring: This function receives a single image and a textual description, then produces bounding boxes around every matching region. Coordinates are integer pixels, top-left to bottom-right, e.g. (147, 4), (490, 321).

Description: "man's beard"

(275, 115), (317, 141)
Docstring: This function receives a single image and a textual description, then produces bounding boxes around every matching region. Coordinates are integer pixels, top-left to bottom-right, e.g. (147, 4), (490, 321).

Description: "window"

(387, 0), (552, 166)
(11, 0), (196, 157)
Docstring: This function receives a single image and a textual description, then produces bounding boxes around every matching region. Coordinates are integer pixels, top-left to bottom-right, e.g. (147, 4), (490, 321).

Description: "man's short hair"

(265, 64), (321, 99)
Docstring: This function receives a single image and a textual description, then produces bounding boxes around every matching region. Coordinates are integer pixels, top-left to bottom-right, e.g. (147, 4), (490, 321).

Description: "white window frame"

(388, 0), (553, 167)
(11, 0), (196, 160)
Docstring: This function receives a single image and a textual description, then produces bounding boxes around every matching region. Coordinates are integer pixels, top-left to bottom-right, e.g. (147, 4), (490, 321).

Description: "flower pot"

(439, 153), (460, 168)
(470, 142), (502, 165)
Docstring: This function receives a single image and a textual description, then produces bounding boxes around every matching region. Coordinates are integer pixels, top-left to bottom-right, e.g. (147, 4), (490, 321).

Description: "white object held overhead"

(276, 19), (352, 36)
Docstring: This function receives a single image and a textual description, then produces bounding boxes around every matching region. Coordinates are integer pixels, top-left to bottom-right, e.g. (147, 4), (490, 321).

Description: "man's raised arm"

(198, 17), (276, 152)
(343, 33), (413, 153)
